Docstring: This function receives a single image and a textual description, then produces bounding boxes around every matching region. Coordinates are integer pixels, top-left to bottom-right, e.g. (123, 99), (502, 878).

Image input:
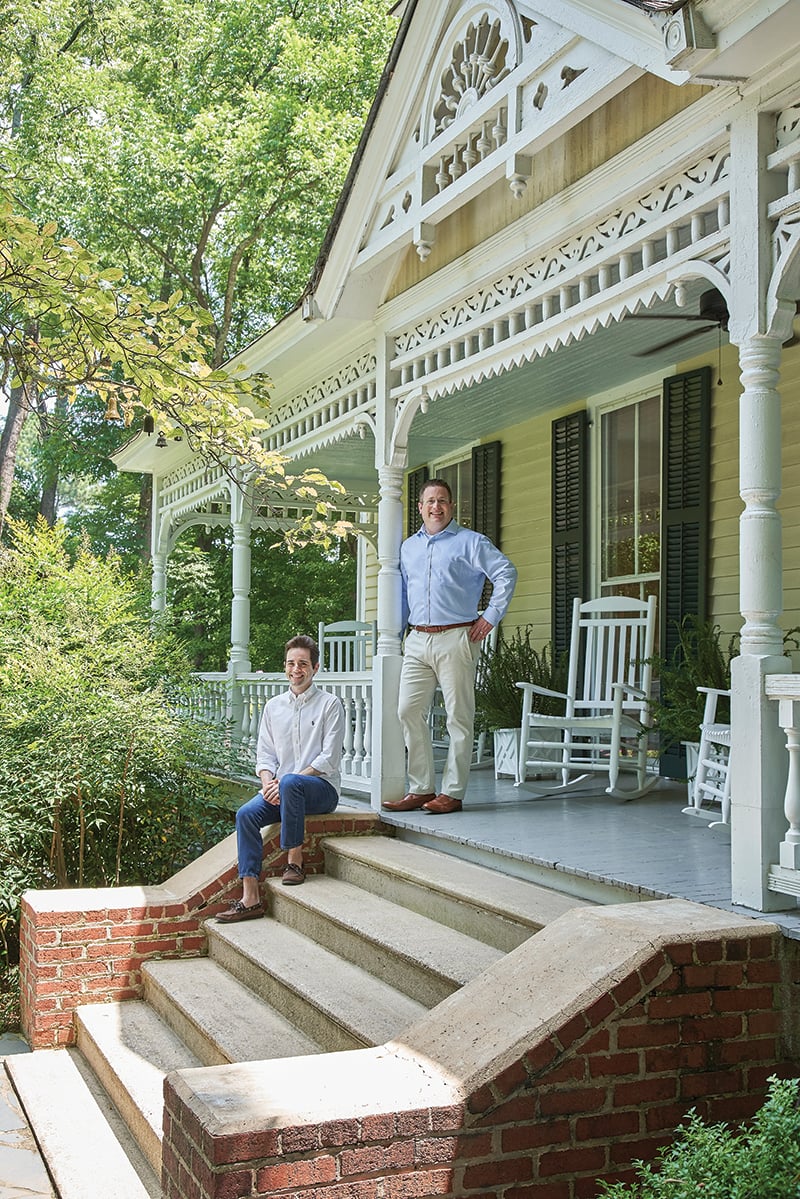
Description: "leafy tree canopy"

(1, 0), (395, 546)
(3, 0), (396, 353)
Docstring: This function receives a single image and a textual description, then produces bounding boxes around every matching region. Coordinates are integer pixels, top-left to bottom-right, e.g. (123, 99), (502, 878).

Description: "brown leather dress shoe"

(216, 900), (264, 923)
(422, 794), (463, 814)
(382, 792), (436, 811)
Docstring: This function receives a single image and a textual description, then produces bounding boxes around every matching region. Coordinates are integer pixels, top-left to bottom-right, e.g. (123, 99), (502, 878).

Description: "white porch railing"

(765, 673), (800, 897)
(185, 671), (373, 796)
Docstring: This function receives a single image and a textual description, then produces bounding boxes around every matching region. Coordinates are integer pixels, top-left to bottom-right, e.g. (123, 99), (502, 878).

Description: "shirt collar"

(416, 519), (459, 542)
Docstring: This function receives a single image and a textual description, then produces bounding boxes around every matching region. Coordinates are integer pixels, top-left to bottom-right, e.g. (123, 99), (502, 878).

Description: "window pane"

(602, 405), (636, 580)
(601, 395), (661, 602)
(638, 395), (661, 573)
(434, 458), (472, 526)
(458, 459), (473, 527)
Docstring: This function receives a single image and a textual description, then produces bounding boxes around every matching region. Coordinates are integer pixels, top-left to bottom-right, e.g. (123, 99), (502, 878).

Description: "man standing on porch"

(217, 635), (345, 922)
(384, 478), (517, 815)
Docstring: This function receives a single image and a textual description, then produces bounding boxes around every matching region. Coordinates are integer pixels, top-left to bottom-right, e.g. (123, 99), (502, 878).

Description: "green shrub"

(475, 627), (568, 733)
(0, 518), (234, 1029)
(598, 1076), (800, 1199)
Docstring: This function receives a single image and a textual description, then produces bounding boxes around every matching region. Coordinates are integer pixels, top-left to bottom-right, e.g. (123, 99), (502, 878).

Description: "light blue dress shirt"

(400, 520), (517, 631)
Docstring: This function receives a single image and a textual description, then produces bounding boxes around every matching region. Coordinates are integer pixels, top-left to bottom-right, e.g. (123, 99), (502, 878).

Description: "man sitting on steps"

(217, 635), (345, 923)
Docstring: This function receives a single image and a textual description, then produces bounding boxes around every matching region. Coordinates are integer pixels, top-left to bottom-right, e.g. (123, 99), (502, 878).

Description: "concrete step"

(265, 873), (503, 1007)
(5, 1047), (160, 1199)
(11, 835), (550, 1195)
(143, 956), (321, 1065)
(208, 914), (428, 1051)
(75, 998), (201, 1173)
(323, 834), (590, 950)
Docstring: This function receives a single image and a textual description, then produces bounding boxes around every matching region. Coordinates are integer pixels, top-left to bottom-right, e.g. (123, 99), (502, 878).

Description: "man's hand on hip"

(469, 616), (494, 642)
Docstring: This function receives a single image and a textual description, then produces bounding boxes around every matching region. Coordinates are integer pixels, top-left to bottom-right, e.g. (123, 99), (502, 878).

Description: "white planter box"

(681, 740), (700, 810)
(493, 728), (520, 778)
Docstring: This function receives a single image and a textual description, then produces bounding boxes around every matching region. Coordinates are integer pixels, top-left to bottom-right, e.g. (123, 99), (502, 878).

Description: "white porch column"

(151, 550), (167, 614)
(730, 336), (792, 910)
(228, 479), (253, 676)
(370, 462), (406, 809)
(369, 333), (407, 810)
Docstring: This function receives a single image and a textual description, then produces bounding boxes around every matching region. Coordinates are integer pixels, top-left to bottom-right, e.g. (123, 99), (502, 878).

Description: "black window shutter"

(406, 466), (429, 537)
(471, 441), (502, 544)
(551, 411), (588, 654)
(472, 441), (502, 610)
(659, 365), (711, 776)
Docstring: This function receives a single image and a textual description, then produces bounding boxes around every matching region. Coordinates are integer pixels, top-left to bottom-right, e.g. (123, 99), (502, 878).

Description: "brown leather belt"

(410, 621), (476, 634)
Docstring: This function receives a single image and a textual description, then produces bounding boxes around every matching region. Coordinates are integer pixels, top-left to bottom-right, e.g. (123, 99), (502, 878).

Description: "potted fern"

(475, 627), (568, 777)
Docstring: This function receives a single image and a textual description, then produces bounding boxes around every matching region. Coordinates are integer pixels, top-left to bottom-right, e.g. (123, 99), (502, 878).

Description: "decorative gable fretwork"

(389, 146), (730, 396)
(429, 9), (522, 138)
(157, 354), (378, 526)
(362, 4), (632, 264)
(262, 352), (377, 456)
(160, 459), (229, 521)
(768, 100), (800, 280)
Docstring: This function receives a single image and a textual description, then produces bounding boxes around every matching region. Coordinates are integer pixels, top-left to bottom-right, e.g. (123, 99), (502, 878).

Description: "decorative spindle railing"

(185, 671), (373, 795)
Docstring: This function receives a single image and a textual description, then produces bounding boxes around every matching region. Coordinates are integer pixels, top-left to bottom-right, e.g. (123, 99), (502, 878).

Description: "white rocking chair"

(317, 620), (376, 673)
(515, 594), (658, 799)
(682, 686), (731, 831)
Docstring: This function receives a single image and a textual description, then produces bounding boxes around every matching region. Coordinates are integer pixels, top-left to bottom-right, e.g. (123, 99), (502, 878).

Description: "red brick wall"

(19, 811), (382, 1049)
(161, 929), (799, 1199)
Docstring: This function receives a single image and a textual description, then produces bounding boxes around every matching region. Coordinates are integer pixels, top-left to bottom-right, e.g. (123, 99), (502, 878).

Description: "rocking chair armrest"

(611, 681), (652, 729)
(515, 682), (568, 701)
(610, 682), (647, 701)
(696, 686), (731, 724)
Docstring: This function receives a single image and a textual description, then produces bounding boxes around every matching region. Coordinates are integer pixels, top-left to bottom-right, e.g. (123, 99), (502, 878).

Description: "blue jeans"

(235, 774), (339, 879)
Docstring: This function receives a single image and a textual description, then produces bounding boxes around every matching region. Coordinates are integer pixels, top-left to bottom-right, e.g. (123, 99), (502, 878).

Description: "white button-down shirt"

(255, 685), (344, 793)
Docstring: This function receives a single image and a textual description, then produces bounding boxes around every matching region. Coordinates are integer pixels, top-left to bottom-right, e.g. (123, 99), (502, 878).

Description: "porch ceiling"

(293, 289), (727, 486)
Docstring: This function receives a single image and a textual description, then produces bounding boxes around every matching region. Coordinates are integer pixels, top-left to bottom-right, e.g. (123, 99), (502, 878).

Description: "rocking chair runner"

(515, 594), (658, 798)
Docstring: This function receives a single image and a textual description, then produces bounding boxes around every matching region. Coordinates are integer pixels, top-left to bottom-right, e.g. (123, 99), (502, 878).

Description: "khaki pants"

(398, 627), (480, 800)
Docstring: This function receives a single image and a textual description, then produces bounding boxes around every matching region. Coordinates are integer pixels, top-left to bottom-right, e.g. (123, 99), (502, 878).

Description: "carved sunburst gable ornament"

(425, 2), (530, 142)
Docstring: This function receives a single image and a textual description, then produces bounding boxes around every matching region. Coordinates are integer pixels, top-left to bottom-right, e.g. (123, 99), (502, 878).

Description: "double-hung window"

(599, 393), (661, 608)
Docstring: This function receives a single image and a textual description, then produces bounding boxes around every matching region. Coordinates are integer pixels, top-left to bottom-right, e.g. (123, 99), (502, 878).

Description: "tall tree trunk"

(36, 390), (66, 526)
(0, 383), (33, 534)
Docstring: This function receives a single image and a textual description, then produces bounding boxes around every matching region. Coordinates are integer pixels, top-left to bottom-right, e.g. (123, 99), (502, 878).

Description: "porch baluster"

(362, 685), (373, 776)
(340, 686), (355, 775)
(765, 679), (800, 896)
(351, 685), (367, 776)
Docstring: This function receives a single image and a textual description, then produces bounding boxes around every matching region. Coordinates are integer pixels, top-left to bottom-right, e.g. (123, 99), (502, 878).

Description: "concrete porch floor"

(342, 768), (800, 942)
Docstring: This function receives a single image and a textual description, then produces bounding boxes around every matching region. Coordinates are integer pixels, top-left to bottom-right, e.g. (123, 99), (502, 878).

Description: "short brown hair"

(285, 635), (319, 668)
(419, 477), (453, 502)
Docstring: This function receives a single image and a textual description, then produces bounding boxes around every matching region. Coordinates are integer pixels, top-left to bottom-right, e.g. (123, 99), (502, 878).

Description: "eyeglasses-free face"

(284, 648), (318, 694)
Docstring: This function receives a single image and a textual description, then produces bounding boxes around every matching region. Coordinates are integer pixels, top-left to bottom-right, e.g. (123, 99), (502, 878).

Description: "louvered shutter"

(471, 441), (501, 544)
(472, 441), (502, 611)
(659, 366), (711, 776)
(551, 411), (588, 654)
(406, 466), (429, 537)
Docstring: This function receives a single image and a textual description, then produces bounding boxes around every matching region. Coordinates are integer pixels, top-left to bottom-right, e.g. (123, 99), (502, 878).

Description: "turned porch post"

(228, 477), (254, 676)
(731, 337), (792, 910)
(370, 337), (408, 809)
(728, 107), (793, 910)
(151, 550), (167, 614)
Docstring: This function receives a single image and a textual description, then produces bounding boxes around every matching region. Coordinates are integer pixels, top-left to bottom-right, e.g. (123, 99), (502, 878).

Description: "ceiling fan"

(628, 288), (729, 357)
